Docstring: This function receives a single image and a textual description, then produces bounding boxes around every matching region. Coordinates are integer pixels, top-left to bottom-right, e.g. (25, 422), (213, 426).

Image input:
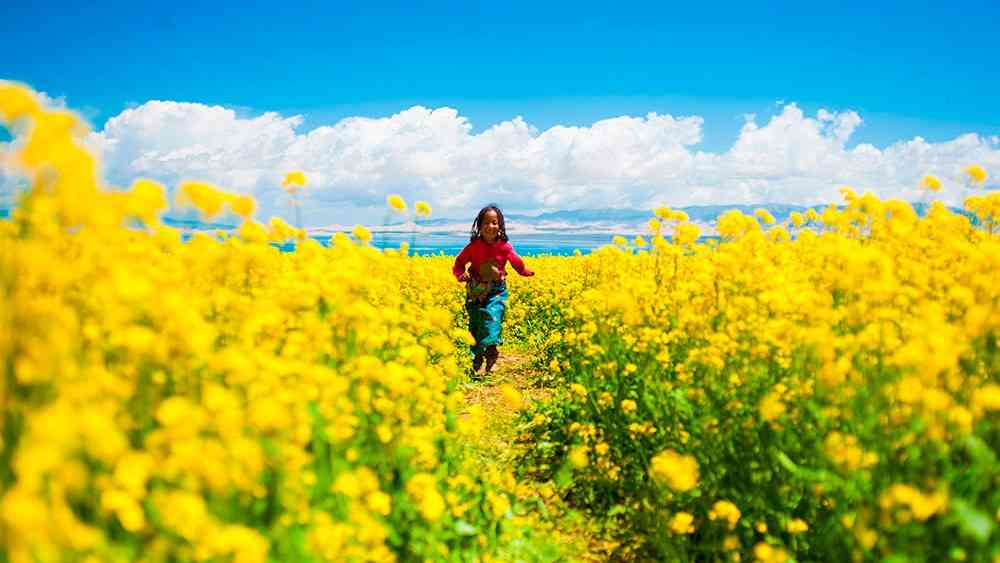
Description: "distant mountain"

(508, 208), (653, 222)
(162, 215), (238, 230)
(1, 202), (970, 235)
(511, 204), (815, 224)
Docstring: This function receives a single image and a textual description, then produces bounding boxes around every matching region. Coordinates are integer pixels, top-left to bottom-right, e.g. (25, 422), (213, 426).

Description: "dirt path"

(460, 347), (613, 562)
(461, 350), (550, 464)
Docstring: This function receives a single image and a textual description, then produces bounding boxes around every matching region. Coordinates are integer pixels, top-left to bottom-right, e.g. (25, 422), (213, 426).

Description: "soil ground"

(459, 346), (616, 562)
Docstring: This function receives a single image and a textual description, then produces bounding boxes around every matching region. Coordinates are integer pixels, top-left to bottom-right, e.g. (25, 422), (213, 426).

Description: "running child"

(452, 204), (534, 375)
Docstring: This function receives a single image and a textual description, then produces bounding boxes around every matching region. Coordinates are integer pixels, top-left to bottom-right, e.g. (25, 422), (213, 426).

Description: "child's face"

(481, 210), (500, 242)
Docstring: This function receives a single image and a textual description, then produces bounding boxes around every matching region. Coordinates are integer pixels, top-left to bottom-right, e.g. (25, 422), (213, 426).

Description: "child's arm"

(453, 243), (473, 281)
(506, 246), (534, 277)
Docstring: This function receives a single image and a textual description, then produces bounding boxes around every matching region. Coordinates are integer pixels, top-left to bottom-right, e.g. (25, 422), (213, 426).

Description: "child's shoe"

(484, 345), (499, 374)
(472, 353), (484, 374)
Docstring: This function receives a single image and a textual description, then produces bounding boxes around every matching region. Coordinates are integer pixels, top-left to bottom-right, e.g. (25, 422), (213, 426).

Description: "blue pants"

(465, 279), (507, 355)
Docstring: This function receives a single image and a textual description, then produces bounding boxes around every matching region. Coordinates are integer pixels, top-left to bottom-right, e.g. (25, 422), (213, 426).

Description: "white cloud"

(8, 98), (999, 226)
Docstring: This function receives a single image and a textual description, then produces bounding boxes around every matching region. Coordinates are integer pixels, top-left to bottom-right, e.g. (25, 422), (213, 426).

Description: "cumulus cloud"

(17, 99), (996, 225)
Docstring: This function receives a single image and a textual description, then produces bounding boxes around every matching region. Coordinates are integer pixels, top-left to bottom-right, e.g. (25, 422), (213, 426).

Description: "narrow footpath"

(460, 348), (615, 562)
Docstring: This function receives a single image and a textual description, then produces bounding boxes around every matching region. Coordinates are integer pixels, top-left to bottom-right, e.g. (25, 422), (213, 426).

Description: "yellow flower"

(754, 542), (790, 563)
(419, 492), (446, 522)
(569, 446), (590, 468)
(282, 171), (306, 191)
(0, 81), (42, 121)
(387, 194), (407, 212)
(717, 210), (761, 239)
(160, 491), (208, 541)
(406, 473), (445, 522)
(352, 224), (372, 245)
(921, 174), (942, 192)
(612, 235), (628, 247)
(669, 511), (695, 534)
(786, 518), (808, 534)
(648, 218), (662, 235)
(754, 208), (776, 225)
(758, 390), (786, 422)
(964, 165), (988, 185)
(824, 432), (877, 471)
(499, 384), (524, 410)
(333, 472), (361, 498)
(674, 223), (700, 246)
(620, 399), (637, 413)
(708, 500), (741, 529)
(365, 491), (392, 516)
(229, 194), (257, 218)
(177, 181), (227, 218)
(974, 384), (1000, 411)
(486, 491), (511, 518)
(880, 484), (948, 521)
(126, 179), (168, 223)
(267, 216), (297, 243)
(649, 449), (699, 492)
(839, 186), (858, 202)
(414, 200), (432, 217)
(238, 219), (268, 243)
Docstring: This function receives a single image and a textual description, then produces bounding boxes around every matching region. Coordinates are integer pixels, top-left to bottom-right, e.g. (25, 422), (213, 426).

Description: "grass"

(458, 345), (617, 562)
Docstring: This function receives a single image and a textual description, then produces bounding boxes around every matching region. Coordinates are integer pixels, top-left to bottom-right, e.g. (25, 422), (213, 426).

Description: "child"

(453, 204), (534, 375)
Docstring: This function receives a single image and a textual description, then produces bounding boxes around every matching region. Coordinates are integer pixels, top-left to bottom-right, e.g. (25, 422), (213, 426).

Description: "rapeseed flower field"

(0, 83), (524, 562)
(510, 191), (1000, 560)
(3, 82), (1000, 562)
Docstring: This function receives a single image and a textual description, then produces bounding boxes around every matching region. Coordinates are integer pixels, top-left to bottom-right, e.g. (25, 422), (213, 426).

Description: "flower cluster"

(0, 82), (516, 562)
(512, 186), (1000, 559)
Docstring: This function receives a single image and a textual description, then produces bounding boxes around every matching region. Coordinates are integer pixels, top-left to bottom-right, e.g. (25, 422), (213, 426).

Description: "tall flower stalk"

(282, 171), (307, 230)
(413, 200), (432, 255)
(385, 194), (407, 252)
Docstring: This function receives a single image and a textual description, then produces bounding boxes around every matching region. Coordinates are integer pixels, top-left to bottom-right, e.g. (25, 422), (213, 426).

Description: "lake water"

(189, 230), (716, 256)
(304, 232), (622, 256)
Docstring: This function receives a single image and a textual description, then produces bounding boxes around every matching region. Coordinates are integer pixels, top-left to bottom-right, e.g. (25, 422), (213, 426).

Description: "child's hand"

(457, 272), (470, 282)
(523, 269), (535, 277)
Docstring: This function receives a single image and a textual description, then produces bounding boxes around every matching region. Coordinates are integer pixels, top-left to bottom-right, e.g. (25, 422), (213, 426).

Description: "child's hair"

(470, 204), (509, 242)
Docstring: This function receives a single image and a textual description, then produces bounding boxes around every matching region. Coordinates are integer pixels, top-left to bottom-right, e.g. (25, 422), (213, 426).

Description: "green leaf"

(962, 435), (997, 467)
(555, 462), (574, 489)
(454, 520), (478, 536)
(607, 504), (628, 516)
(950, 498), (995, 544)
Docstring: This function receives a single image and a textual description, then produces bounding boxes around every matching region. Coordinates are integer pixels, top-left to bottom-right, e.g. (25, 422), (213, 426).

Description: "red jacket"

(452, 238), (530, 281)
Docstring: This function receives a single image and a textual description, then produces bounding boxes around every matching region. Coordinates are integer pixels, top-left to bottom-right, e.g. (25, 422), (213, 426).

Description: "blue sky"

(5, 0), (998, 145)
(2, 0), (999, 224)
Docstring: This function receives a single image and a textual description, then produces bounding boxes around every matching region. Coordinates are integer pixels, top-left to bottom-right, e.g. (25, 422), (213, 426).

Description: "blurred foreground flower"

(669, 512), (695, 535)
(964, 165), (988, 185)
(387, 194), (407, 212)
(353, 224), (372, 245)
(649, 449), (699, 492)
(499, 384), (523, 410)
(921, 174), (942, 192)
(282, 171), (307, 192)
(176, 181), (227, 219)
(754, 208), (776, 225)
(415, 200), (432, 217)
(229, 194), (256, 218)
